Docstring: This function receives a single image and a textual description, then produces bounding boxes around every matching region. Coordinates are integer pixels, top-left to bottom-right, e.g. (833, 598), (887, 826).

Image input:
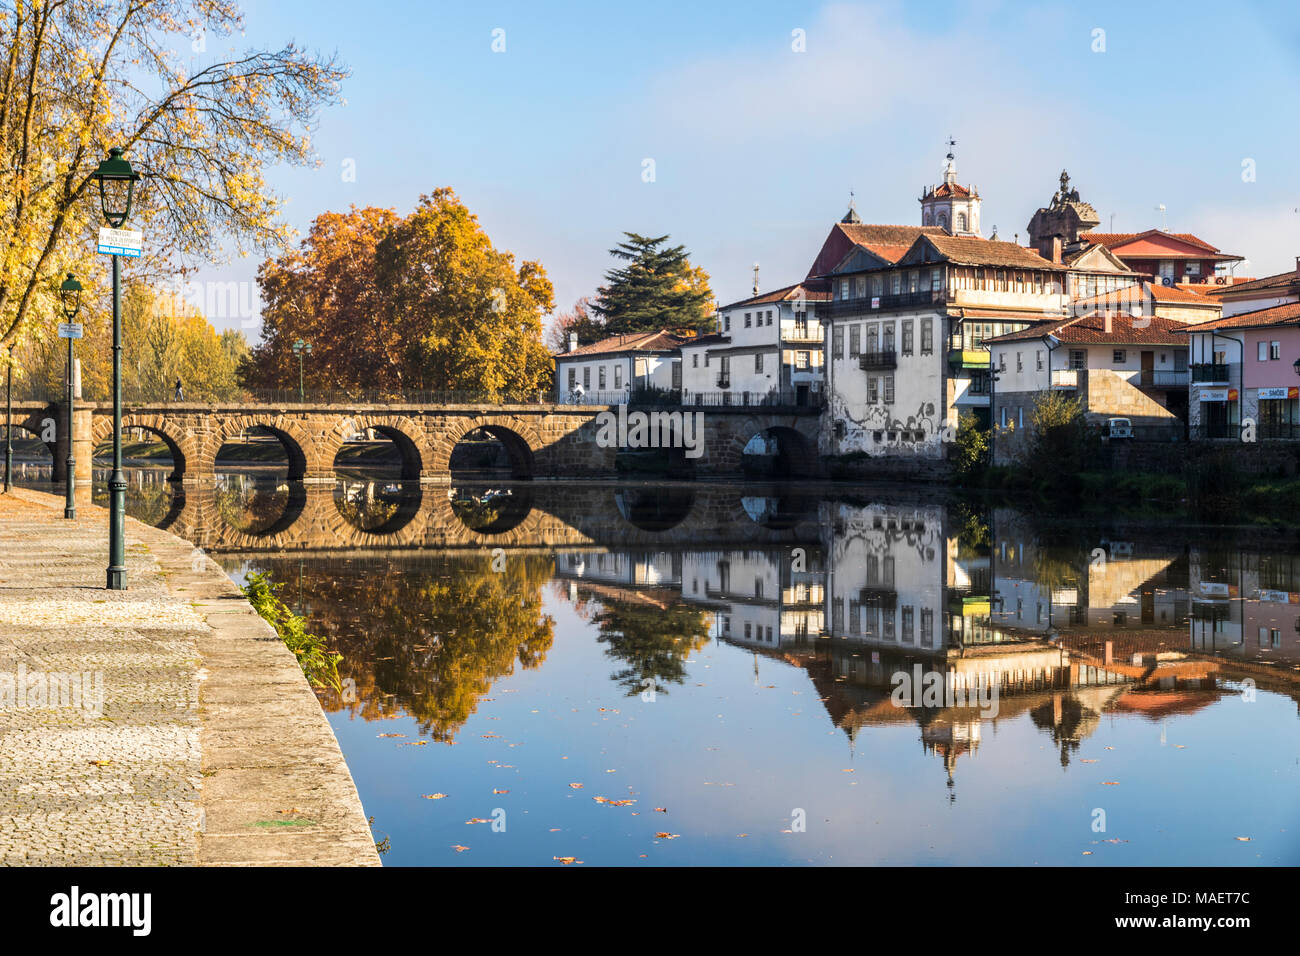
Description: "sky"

(186, 0), (1300, 335)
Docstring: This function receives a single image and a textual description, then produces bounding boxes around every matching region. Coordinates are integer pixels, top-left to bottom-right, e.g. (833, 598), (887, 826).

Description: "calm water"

(22, 464), (1300, 866)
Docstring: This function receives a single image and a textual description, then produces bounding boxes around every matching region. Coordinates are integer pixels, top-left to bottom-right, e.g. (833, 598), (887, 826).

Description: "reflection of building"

(1189, 548), (1300, 665)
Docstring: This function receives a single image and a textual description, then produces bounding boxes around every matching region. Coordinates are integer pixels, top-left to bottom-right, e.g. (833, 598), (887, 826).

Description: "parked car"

(1102, 417), (1133, 441)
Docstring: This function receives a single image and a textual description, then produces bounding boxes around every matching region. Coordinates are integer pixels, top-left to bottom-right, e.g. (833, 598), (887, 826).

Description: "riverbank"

(0, 487), (379, 866)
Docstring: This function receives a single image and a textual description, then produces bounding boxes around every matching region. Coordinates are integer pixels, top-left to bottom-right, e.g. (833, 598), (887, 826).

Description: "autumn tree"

(546, 295), (604, 352)
(591, 233), (714, 337)
(0, 0), (346, 361)
(246, 191), (555, 398)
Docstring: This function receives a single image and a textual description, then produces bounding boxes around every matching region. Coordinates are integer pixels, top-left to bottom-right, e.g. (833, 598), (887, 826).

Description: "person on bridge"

(174, 378), (184, 402)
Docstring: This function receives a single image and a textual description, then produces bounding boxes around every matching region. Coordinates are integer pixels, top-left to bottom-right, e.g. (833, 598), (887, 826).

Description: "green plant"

(240, 571), (343, 692)
(953, 411), (990, 482)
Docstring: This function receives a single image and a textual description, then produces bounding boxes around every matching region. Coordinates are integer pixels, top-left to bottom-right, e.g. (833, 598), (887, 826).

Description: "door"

(1141, 350), (1154, 387)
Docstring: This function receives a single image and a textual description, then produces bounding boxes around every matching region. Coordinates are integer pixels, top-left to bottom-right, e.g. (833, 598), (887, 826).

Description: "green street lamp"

(3, 341), (12, 494)
(60, 273), (83, 519)
(292, 339), (312, 402)
(91, 146), (140, 590)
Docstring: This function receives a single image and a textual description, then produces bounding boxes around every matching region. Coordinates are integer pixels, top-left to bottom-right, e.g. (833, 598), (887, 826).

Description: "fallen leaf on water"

(1104, 746), (1114, 750)
(423, 793), (448, 800)
(376, 733), (406, 738)
(737, 833), (748, 838)
(1102, 781), (1120, 786)
(481, 734), (500, 739)
(1082, 851), (1093, 856)
(549, 828), (561, 832)
(655, 832), (679, 840)
(653, 807), (668, 813)
(554, 856), (583, 865)
(1080, 759), (1098, 763)
(1102, 839), (1128, 844)
(451, 845), (470, 852)
(402, 741), (427, 746)
(493, 789), (509, 795)
(568, 782), (583, 790)
(465, 818), (490, 825)
(841, 768), (855, 773)
(1235, 836), (1252, 842)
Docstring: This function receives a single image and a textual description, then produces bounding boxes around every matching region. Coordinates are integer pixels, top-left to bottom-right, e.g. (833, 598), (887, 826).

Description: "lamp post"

(91, 147), (140, 590)
(60, 274), (83, 519)
(3, 342), (12, 493)
(292, 339), (312, 402)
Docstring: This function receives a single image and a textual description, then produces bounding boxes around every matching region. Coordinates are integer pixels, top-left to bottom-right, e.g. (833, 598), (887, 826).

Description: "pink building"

(1183, 301), (1300, 439)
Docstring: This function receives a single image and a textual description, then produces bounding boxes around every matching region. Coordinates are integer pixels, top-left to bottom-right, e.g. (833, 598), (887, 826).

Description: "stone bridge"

(7, 400), (822, 483)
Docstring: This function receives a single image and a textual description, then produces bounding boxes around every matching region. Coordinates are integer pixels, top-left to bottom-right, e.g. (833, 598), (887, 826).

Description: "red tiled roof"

(558, 329), (686, 358)
(1172, 300), (1300, 333)
(1081, 230), (1221, 253)
(984, 312), (1197, 346)
(922, 234), (1064, 271)
(924, 182), (972, 199)
(1072, 280), (1219, 309)
(719, 279), (831, 311)
(1202, 268), (1299, 297)
(841, 224), (945, 264)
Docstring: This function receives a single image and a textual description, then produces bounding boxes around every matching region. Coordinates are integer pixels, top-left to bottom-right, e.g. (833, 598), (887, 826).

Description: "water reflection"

(86, 473), (1300, 863)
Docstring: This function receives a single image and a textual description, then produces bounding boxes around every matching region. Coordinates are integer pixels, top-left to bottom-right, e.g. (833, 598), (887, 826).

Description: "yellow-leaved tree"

(0, 0), (346, 375)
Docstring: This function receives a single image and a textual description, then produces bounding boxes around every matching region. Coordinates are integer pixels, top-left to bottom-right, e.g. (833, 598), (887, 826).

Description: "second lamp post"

(59, 273), (82, 519)
(293, 339), (312, 402)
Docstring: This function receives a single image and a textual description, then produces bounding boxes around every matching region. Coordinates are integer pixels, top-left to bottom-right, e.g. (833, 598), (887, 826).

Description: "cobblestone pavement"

(0, 493), (203, 865)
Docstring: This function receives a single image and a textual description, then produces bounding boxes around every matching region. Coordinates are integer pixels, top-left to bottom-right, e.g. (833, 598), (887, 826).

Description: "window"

(598, 366), (606, 389)
(1036, 350), (1043, 371)
(902, 607), (914, 643)
(999, 353), (1006, 372)
(855, 276), (867, 298)
(614, 365), (622, 388)
(1259, 341), (1269, 361)
(849, 325), (860, 358)
(723, 315), (730, 331)
(671, 360), (681, 390)
(839, 279), (849, 300)
(883, 322), (896, 353)
(583, 366), (591, 389)
(692, 354), (699, 367)
(920, 609), (934, 648)
(921, 318), (933, 354)
(884, 373), (895, 403)
(891, 273), (902, 295)
(1113, 349), (1126, 364)
(902, 320), (914, 355)
(766, 310), (773, 326)
(1186, 261), (1201, 277)
(871, 275), (883, 296)
(867, 323), (879, 355)
(908, 271), (919, 294)
(1000, 407), (1008, 427)
(956, 212), (967, 232)
(755, 352), (764, 372)
(931, 267), (942, 292)
(1271, 341), (1282, 360)
(796, 351), (810, 369)
(1069, 349), (1086, 370)
(866, 376), (878, 403)
(567, 368), (576, 390)
(744, 312), (751, 328)
(832, 326), (844, 359)
(1016, 352), (1022, 372)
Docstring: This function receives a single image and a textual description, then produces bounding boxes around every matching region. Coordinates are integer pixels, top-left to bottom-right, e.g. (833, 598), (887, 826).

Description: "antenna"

(1155, 204), (1167, 230)
(752, 262), (760, 296)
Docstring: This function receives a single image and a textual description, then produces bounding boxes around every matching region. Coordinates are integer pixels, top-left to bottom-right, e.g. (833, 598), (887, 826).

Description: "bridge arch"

(203, 415), (314, 480)
(322, 415), (431, 480)
(436, 418), (541, 479)
(733, 419), (819, 478)
(91, 414), (198, 482)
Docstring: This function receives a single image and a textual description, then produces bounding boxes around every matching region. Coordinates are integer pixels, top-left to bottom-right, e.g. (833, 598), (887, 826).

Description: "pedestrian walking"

(174, 377), (184, 401)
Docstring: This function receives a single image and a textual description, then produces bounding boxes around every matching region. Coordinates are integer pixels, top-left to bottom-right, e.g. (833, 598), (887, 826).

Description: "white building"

(553, 330), (684, 404)
(679, 280), (830, 408)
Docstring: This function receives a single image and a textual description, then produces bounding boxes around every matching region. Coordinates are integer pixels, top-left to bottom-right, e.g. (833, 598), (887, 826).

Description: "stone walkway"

(0, 489), (379, 866)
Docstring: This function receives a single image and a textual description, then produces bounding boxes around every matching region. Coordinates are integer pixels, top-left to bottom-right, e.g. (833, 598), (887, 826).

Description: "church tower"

(920, 139), (981, 237)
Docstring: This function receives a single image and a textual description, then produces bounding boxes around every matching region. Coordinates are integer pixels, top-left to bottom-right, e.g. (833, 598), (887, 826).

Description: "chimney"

(1295, 255), (1299, 280)
(1104, 312), (1112, 334)
(567, 331), (578, 353)
(1050, 236), (1063, 264)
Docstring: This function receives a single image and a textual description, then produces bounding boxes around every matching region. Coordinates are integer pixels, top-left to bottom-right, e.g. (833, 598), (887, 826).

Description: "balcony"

(1051, 369), (1079, 389)
(782, 324), (822, 345)
(1191, 363), (1230, 384)
(826, 289), (944, 316)
(858, 350), (898, 371)
(716, 374), (730, 388)
(948, 348), (990, 369)
(1136, 369), (1190, 388)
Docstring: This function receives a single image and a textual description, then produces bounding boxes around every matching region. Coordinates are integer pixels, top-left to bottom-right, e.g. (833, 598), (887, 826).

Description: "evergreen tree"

(591, 233), (714, 336)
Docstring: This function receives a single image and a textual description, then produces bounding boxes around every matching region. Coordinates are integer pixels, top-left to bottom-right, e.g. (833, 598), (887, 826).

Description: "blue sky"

(194, 0), (1300, 333)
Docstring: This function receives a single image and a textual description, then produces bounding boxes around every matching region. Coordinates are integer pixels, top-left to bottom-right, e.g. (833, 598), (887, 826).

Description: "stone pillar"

(47, 400), (94, 485)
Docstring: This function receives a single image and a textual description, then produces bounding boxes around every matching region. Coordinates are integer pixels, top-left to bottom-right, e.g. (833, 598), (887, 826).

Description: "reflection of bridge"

(158, 481), (826, 553)
(8, 400), (821, 482)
